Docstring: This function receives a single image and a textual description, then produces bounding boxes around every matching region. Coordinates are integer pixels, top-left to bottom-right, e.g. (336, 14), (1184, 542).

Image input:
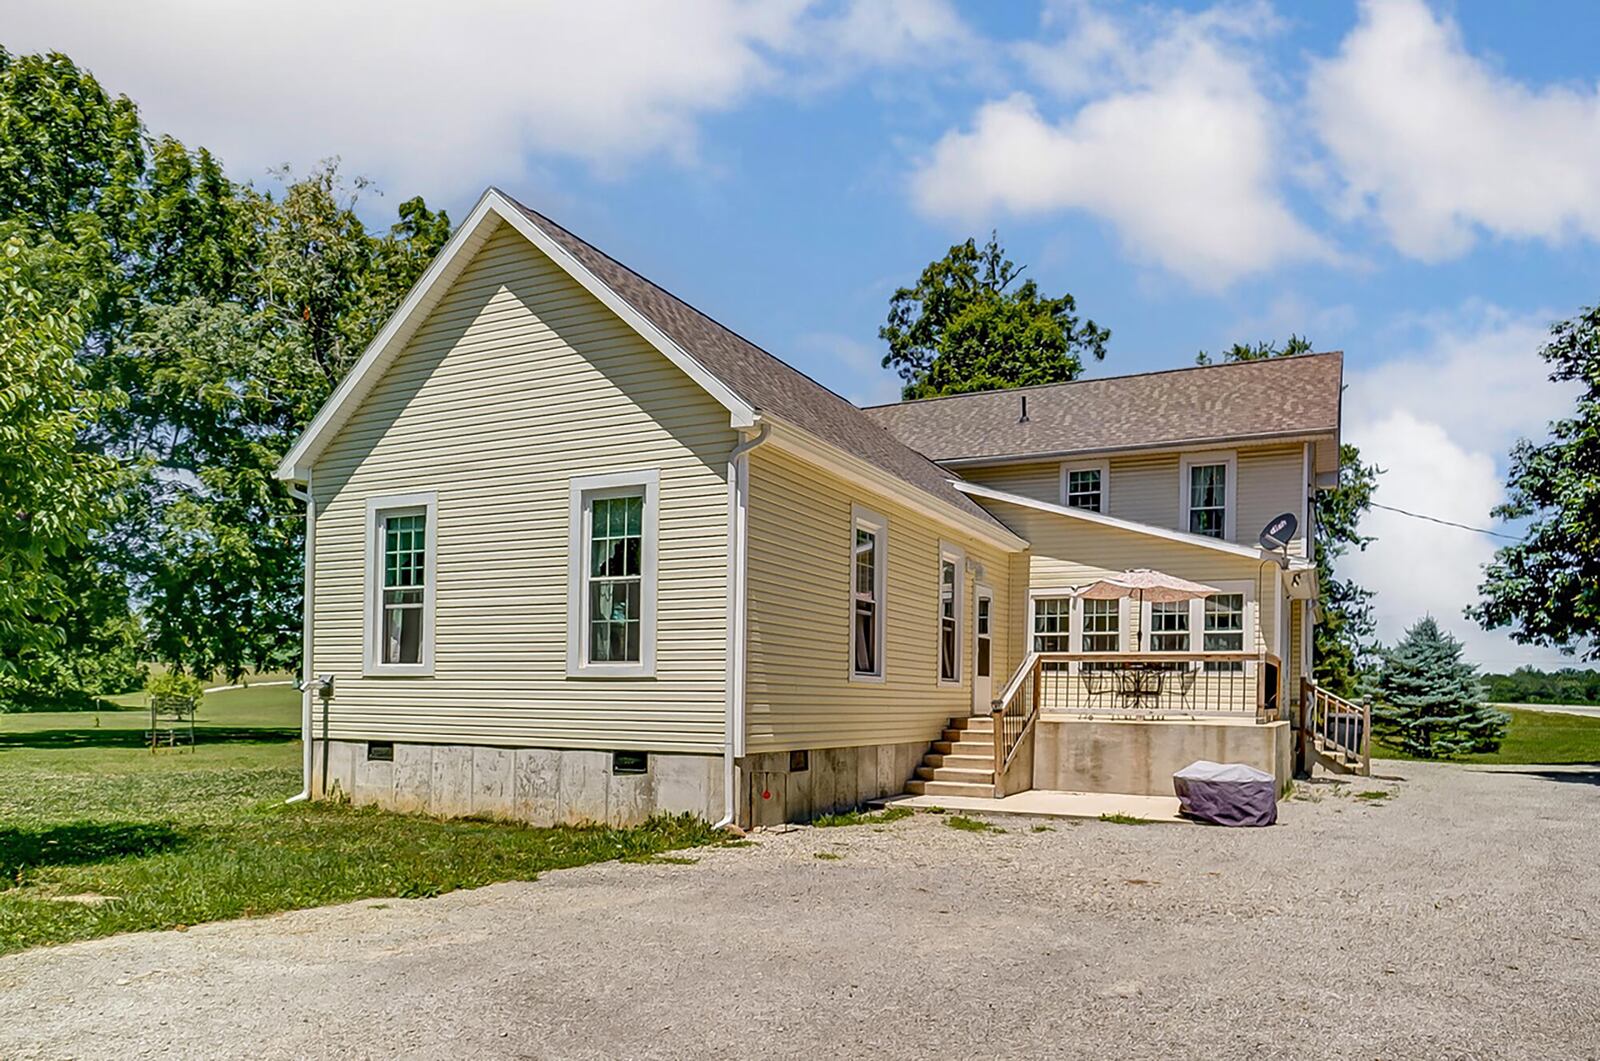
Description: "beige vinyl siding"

(744, 444), (1018, 752)
(973, 497), (1280, 658)
(311, 221), (735, 752)
(961, 461), (1060, 505)
(962, 443), (1308, 554)
(1237, 444), (1307, 555)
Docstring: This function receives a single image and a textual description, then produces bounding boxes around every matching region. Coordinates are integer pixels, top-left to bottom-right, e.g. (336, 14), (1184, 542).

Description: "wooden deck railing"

(990, 652), (1043, 787)
(1299, 678), (1371, 776)
(1005, 651), (1282, 720)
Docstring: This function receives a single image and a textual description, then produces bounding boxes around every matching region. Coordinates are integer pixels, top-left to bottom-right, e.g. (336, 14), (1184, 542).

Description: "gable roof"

(276, 189), (1017, 544)
(860, 353), (1344, 464)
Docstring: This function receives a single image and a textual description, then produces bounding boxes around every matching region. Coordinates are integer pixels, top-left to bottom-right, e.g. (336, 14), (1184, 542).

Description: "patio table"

(1115, 665), (1165, 710)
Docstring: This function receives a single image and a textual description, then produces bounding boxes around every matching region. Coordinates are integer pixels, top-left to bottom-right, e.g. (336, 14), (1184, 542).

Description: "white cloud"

(3, 0), (971, 201)
(793, 332), (903, 406)
(1309, 0), (1600, 261)
(910, 3), (1332, 290)
(1342, 305), (1584, 669)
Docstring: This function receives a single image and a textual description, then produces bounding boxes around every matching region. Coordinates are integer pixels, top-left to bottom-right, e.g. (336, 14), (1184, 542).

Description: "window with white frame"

(1148, 600), (1191, 653)
(365, 493), (436, 676)
(1080, 597), (1121, 652)
(1062, 462), (1107, 512)
(1032, 597), (1071, 653)
(851, 507), (886, 681)
(1181, 452), (1236, 539)
(938, 547), (962, 684)
(1203, 591), (1246, 672)
(568, 470), (658, 677)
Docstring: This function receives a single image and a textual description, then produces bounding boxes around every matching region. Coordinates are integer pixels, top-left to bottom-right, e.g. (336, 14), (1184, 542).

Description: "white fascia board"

(762, 417), (1028, 554)
(952, 479), (1266, 561)
(274, 188), (757, 481)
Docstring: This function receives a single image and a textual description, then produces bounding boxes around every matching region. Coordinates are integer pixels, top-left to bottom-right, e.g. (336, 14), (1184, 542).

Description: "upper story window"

(568, 470), (658, 677)
(365, 492), (436, 676)
(1181, 451), (1237, 539)
(938, 545), (963, 684)
(1062, 461), (1108, 512)
(851, 506), (887, 682)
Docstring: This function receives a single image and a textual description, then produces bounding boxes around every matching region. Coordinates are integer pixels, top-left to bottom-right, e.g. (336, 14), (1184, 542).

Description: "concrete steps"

(910, 715), (995, 799)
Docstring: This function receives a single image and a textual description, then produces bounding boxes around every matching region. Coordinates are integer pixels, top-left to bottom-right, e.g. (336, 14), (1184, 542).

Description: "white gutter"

(284, 470), (315, 804)
(716, 420), (770, 829)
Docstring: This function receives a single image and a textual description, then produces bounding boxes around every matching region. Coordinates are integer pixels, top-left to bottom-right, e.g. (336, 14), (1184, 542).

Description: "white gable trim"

(952, 479), (1272, 562)
(274, 188), (756, 481)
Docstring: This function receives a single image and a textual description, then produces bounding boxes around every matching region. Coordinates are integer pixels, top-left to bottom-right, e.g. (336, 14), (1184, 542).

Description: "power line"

(1369, 502), (1524, 542)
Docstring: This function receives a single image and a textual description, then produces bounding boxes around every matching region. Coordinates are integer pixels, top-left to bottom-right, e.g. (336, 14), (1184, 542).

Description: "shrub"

(147, 671), (206, 709)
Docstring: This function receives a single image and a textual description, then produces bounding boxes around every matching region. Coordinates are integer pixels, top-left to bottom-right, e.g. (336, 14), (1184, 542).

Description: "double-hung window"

(568, 470), (658, 677)
(1181, 452), (1236, 539)
(851, 507), (887, 681)
(1148, 600), (1191, 653)
(365, 493), (436, 676)
(1062, 461), (1108, 512)
(1203, 591), (1246, 672)
(1032, 596), (1071, 653)
(938, 545), (963, 684)
(1080, 598), (1121, 652)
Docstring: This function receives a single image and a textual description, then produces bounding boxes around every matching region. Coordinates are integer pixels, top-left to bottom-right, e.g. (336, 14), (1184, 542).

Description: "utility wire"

(1369, 502), (1525, 542)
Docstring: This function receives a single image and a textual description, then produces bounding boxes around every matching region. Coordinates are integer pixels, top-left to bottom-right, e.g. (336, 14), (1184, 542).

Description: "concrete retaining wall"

(739, 740), (929, 828)
(1033, 718), (1293, 798)
(311, 740), (723, 826)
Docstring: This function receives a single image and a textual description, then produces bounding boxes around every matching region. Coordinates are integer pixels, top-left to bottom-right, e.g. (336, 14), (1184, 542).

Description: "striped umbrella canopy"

(1075, 569), (1219, 603)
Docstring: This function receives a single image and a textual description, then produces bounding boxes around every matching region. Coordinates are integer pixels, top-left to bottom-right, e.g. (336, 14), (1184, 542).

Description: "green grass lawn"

(0, 686), (723, 955)
(1372, 706), (1600, 764)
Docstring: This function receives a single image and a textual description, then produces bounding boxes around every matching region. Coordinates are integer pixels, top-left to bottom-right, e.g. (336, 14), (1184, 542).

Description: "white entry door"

(973, 586), (993, 714)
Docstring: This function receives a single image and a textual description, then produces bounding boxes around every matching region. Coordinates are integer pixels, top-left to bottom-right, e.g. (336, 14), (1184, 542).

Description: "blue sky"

(9, 0), (1599, 669)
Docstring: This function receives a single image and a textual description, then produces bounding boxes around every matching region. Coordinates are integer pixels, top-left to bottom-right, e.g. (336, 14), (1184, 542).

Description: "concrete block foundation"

(311, 741), (722, 826)
(738, 740), (930, 828)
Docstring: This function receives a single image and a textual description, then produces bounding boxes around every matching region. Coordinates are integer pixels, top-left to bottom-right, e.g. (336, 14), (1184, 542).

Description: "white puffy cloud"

(1342, 306), (1584, 669)
(910, 4), (1332, 290)
(1309, 0), (1600, 261)
(2, 0), (971, 200)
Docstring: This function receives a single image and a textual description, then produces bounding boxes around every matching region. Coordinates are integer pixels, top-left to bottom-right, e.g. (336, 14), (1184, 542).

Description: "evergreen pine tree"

(1371, 617), (1508, 758)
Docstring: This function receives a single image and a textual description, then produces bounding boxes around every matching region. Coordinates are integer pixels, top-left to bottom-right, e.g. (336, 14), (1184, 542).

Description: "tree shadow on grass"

(0, 728), (298, 751)
(1, 822), (186, 878)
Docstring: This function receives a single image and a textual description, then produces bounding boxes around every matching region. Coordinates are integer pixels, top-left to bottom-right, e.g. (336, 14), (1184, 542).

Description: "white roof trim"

(274, 188), (757, 481)
(952, 479), (1281, 562)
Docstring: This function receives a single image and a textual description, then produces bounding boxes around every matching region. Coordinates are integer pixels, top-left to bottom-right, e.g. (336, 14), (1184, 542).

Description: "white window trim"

(1179, 450), (1238, 541)
(363, 491), (437, 677)
(937, 542), (965, 687)
(1060, 459), (1110, 513)
(849, 504), (888, 684)
(567, 469), (659, 679)
(1138, 579), (1257, 666)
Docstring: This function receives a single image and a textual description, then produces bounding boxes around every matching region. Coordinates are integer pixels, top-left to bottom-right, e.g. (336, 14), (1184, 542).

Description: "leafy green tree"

(881, 233), (1109, 399)
(1371, 617), (1507, 758)
(1470, 304), (1600, 660)
(0, 234), (126, 689)
(1193, 337), (1380, 695)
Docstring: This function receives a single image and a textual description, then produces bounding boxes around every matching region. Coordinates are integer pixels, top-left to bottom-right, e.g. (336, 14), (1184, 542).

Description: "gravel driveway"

(2, 761), (1596, 1060)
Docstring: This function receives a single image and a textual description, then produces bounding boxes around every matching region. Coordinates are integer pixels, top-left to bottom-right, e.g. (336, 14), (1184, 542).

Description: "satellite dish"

(1259, 512), (1298, 551)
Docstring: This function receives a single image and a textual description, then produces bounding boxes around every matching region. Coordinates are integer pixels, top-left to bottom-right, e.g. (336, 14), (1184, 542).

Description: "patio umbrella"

(1075, 569), (1219, 651)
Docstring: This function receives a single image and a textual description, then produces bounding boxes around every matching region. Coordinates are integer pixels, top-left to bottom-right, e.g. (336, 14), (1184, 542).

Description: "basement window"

(612, 750), (649, 775)
(789, 750), (810, 773)
(366, 741), (394, 762)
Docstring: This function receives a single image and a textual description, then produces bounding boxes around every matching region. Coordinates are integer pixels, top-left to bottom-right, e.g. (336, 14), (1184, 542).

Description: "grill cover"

(1172, 760), (1278, 827)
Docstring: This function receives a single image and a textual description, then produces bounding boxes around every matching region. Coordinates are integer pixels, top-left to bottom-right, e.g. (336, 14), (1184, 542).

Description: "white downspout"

(716, 419), (770, 829)
(285, 470), (315, 804)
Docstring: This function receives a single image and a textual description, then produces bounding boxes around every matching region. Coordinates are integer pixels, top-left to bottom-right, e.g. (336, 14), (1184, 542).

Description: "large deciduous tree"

(881, 234), (1108, 399)
(0, 47), (453, 688)
(1470, 304), (1600, 659)
(1195, 337), (1381, 696)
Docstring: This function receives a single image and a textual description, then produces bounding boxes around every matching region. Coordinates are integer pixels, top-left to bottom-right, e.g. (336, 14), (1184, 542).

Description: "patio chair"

(1170, 666), (1197, 711)
(1081, 667), (1115, 711)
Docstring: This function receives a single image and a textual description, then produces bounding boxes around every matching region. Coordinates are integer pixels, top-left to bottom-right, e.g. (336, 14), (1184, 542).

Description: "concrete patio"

(876, 787), (1187, 822)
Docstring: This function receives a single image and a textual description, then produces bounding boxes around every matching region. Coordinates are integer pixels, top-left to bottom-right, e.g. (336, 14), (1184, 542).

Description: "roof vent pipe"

(1018, 394), (1030, 424)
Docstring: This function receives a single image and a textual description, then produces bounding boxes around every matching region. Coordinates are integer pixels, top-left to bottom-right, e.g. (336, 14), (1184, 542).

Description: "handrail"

(1299, 677), (1371, 776)
(990, 653), (1042, 791)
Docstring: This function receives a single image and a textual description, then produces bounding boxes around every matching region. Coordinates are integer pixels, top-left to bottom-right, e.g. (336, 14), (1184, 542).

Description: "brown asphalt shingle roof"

(500, 193), (1010, 533)
(860, 354), (1344, 463)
